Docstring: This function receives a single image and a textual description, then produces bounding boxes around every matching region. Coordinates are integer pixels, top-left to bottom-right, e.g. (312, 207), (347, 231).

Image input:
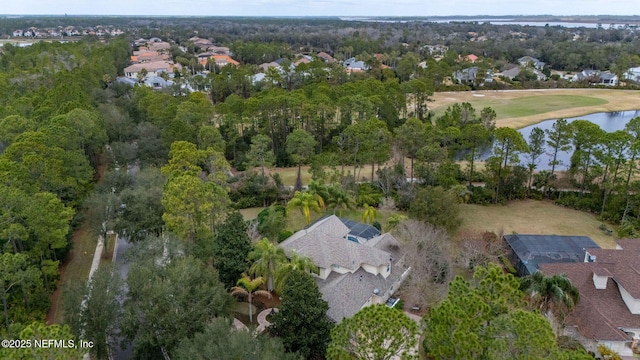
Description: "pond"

(479, 110), (640, 171)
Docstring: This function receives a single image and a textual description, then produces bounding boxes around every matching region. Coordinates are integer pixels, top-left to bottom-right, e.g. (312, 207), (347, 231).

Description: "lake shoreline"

(430, 89), (640, 130)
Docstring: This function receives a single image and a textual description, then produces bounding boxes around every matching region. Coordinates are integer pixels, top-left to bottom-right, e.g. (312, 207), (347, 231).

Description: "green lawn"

(488, 95), (608, 119)
(433, 94), (607, 120)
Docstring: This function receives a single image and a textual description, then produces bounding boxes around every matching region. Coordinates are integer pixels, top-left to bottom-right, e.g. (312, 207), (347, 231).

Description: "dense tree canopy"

(327, 304), (419, 360)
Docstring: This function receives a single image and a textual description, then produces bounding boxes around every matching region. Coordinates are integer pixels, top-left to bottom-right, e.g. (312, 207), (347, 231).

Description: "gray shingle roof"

(279, 215), (409, 322)
(279, 216), (390, 271)
(318, 264), (404, 322)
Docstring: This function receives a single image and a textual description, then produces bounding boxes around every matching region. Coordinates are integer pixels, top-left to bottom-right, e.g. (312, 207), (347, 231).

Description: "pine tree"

(268, 270), (333, 358)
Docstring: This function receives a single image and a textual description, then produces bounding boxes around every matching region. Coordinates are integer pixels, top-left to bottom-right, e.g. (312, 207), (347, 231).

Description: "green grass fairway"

(433, 94), (607, 120)
(487, 95), (608, 118)
(458, 199), (617, 249)
(430, 89), (640, 129)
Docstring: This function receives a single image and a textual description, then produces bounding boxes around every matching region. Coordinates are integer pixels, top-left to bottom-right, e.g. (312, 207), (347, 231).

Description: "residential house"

(250, 72), (267, 84)
(294, 55), (312, 66)
(572, 70), (619, 86)
(317, 51), (335, 63)
(540, 239), (640, 357)
(12, 29), (23, 37)
(131, 50), (170, 63)
(259, 62), (280, 72)
(211, 55), (240, 67)
(518, 56), (546, 70)
(124, 61), (179, 79)
(143, 76), (174, 89)
(503, 234), (600, 277)
(279, 215), (410, 322)
(207, 45), (230, 55)
(115, 77), (138, 87)
(463, 54), (478, 63)
(422, 44), (448, 56)
(500, 66), (547, 81)
(599, 72), (619, 86)
(625, 67), (640, 83)
(343, 57), (368, 73)
(147, 41), (171, 52)
(452, 67), (493, 84)
(189, 36), (213, 49)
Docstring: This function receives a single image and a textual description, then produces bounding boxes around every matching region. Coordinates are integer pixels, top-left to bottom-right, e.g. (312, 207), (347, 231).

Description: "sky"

(1, 0), (638, 17)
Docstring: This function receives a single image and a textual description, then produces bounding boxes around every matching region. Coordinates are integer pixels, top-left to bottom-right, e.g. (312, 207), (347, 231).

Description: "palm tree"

(230, 273), (272, 323)
(327, 186), (353, 215)
(274, 250), (318, 293)
(308, 180), (329, 210)
(520, 272), (580, 316)
(361, 204), (378, 225)
(286, 191), (322, 225)
(249, 238), (286, 292)
(386, 214), (408, 232)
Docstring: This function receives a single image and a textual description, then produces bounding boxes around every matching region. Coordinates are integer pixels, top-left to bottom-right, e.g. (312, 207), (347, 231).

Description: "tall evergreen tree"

(213, 211), (253, 289)
(545, 119), (571, 178)
(526, 127), (546, 196)
(268, 270), (333, 359)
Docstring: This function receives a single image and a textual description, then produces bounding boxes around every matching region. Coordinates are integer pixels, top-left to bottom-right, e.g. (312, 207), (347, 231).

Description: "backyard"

(458, 199), (618, 249)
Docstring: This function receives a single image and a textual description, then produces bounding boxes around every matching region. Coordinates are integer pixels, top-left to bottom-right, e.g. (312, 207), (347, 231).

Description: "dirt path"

(45, 239), (75, 325)
(45, 156), (107, 324)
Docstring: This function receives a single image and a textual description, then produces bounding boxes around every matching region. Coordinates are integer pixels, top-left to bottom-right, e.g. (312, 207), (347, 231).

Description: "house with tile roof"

(198, 55), (240, 68)
(540, 239), (640, 357)
(123, 61), (180, 79)
(317, 52), (335, 63)
(463, 54), (479, 63)
(279, 215), (410, 322)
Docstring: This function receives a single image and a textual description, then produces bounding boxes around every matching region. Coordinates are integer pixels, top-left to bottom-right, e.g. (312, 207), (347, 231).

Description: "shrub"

(371, 220), (382, 232)
(409, 186), (461, 232)
(468, 186), (495, 205)
(277, 229), (293, 243)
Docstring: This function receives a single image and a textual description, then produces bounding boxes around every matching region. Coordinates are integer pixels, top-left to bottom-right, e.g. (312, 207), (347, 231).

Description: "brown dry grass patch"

(458, 199), (617, 249)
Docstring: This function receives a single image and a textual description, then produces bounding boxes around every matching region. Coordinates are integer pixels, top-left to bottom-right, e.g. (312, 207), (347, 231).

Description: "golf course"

(430, 88), (640, 129)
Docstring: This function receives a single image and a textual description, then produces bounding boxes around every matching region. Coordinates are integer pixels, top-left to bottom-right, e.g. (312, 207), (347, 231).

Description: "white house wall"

(318, 267), (331, 280)
(605, 340), (633, 357)
(618, 283), (640, 314)
(361, 263), (382, 277)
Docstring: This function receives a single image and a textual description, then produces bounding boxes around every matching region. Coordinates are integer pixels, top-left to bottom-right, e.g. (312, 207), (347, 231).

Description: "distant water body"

(478, 110), (640, 171)
(340, 17), (633, 28)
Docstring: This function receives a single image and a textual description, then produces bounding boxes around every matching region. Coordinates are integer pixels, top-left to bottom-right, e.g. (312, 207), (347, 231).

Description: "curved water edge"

(479, 109), (640, 171)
